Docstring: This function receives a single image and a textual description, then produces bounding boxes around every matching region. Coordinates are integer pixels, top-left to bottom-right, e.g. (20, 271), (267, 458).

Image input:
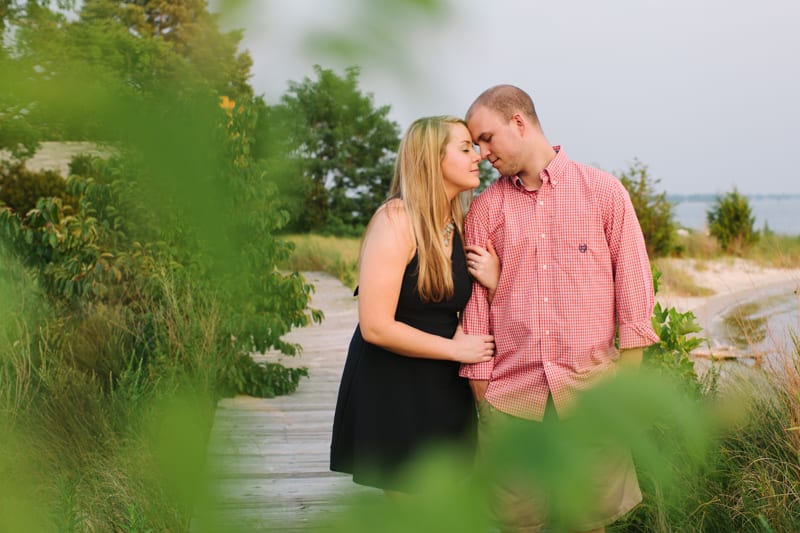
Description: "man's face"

(467, 105), (522, 177)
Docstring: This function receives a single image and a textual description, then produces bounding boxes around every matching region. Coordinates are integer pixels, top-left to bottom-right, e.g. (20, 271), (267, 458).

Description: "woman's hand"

(465, 240), (500, 298)
(451, 325), (494, 364)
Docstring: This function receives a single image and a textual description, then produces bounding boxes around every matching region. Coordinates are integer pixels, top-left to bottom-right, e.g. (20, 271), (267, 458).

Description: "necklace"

(443, 221), (455, 247)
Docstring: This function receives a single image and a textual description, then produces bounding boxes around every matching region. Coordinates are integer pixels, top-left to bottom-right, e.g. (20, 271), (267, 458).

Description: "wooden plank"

(197, 272), (365, 530)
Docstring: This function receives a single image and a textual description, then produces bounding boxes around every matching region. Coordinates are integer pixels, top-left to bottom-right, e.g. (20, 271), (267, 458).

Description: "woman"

(330, 115), (499, 494)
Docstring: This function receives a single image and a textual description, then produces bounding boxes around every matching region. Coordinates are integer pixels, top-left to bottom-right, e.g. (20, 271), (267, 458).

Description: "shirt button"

(540, 233), (545, 239)
(538, 200), (544, 206)
(542, 264), (547, 270)
(545, 330), (550, 335)
(543, 297), (548, 303)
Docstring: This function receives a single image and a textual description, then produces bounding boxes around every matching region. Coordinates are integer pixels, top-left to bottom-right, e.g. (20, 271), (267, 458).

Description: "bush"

(0, 104), (318, 527)
(618, 160), (679, 258)
(0, 164), (77, 217)
(0, 108), (316, 395)
(706, 188), (758, 254)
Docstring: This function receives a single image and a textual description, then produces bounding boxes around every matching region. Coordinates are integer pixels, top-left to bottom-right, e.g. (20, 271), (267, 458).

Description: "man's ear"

(511, 113), (526, 136)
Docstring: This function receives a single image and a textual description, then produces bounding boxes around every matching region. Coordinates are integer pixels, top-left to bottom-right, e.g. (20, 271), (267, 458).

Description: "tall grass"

(676, 229), (721, 259)
(651, 257), (715, 297)
(749, 233), (800, 268)
(0, 248), (220, 531)
(686, 355), (800, 532)
(675, 228), (800, 267)
(281, 233), (362, 288)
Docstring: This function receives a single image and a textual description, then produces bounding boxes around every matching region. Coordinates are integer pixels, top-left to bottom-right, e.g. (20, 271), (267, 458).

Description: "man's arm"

(605, 179), (660, 352)
(459, 192), (496, 382)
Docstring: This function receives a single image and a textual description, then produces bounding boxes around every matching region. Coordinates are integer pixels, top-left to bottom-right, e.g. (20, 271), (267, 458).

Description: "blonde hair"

(389, 115), (472, 302)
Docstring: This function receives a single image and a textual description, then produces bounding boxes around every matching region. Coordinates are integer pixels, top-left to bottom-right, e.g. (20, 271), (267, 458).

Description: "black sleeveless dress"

(330, 231), (477, 491)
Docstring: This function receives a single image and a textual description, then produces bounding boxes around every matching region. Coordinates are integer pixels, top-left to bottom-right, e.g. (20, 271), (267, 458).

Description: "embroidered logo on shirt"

(578, 244), (588, 253)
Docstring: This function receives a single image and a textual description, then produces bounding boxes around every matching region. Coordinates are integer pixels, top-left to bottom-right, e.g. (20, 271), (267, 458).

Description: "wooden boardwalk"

(200, 272), (378, 531)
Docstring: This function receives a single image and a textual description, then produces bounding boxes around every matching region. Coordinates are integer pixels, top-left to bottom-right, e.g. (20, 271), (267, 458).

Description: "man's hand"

(470, 379), (489, 403)
(618, 347), (644, 371)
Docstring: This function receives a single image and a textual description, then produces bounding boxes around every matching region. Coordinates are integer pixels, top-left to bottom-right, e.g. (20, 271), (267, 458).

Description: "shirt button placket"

(539, 187), (553, 371)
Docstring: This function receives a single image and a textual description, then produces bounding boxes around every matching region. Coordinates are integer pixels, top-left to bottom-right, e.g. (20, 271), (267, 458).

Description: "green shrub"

(0, 109), (316, 397)
(644, 267), (708, 396)
(706, 188), (758, 254)
(0, 164), (77, 217)
(67, 153), (96, 178)
(618, 160), (680, 258)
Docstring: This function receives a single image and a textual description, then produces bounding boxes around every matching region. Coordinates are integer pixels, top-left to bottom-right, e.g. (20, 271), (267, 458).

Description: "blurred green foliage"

(3, 0), (799, 531)
(318, 371), (715, 533)
(0, 0), (322, 529)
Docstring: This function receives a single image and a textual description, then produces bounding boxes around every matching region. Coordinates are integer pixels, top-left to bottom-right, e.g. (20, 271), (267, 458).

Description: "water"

(672, 193), (800, 365)
(710, 284), (800, 369)
(670, 195), (800, 236)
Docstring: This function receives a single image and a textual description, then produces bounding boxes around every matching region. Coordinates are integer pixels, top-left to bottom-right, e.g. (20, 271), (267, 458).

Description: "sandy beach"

(655, 258), (800, 357)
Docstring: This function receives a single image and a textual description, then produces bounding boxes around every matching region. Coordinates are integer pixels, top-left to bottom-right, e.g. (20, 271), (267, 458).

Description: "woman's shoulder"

(376, 196), (406, 216)
(367, 198), (414, 250)
(372, 197), (413, 229)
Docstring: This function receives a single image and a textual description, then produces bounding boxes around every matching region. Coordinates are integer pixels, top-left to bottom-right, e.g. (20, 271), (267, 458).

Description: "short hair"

(467, 84), (539, 125)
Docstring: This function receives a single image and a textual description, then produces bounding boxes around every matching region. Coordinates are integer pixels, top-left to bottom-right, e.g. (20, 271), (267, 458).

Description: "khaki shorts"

(477, 398), (642, 532)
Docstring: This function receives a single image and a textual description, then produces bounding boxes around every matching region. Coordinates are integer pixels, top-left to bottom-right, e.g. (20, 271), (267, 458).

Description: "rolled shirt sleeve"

(605, 181), (660, 350)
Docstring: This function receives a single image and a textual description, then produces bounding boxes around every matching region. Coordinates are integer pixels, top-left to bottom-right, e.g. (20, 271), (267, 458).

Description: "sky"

(221, 0), (800, 195)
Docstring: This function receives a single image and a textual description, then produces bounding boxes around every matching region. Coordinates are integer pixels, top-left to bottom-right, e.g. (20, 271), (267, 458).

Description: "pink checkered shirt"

(459, 148), (659, 421)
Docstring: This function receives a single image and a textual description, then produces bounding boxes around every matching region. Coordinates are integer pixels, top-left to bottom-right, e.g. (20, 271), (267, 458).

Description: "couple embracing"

(330, 84), (658, 533)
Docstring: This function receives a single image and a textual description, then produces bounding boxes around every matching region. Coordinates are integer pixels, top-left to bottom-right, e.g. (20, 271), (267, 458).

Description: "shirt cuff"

(459, 360), (494, 380)
(618, 319), (660, 350)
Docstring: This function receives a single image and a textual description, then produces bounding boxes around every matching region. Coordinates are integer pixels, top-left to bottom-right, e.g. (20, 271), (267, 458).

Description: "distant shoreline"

(671, 195), (800, 235)
(667, 193), (800, 203)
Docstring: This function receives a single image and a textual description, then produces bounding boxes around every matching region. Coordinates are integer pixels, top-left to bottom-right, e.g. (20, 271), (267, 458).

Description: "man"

(460, 85), (659, 532)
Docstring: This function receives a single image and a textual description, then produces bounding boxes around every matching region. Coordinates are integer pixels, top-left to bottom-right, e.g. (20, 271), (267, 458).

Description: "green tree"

(618, 159), (679, 258)
(0, 0), (254, 146)
(0, 0), (316, 395)
(267, 65), (401, 234)
(0, 1), (44, 157)
(706, 188), (758, 254)
(78, 0), (254, 100)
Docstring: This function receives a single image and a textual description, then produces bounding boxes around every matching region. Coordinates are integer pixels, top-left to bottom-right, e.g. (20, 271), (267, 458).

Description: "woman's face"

(441, 123), (481, 200)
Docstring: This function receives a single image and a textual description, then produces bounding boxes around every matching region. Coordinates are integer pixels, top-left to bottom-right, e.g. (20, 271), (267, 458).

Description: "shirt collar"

(542, 146), (566, 187)
(512, 146), (566, 189)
